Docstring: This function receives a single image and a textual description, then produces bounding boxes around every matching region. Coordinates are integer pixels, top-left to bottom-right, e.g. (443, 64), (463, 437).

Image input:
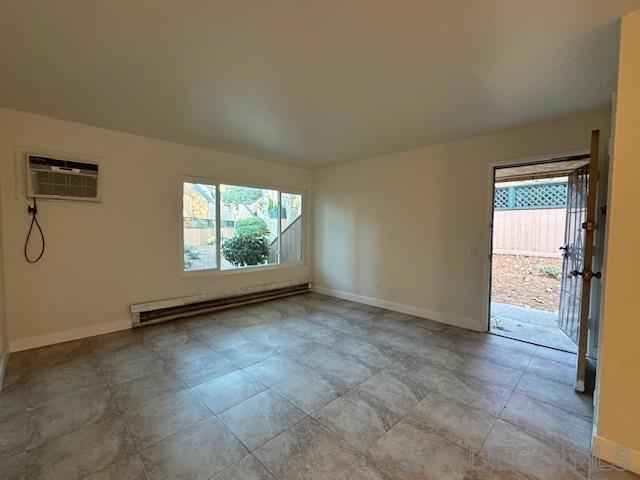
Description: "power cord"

(24, 197), (45, 263)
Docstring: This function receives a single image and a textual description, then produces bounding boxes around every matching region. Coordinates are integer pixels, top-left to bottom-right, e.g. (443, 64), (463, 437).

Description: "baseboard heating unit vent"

(131, 283), (310, 327)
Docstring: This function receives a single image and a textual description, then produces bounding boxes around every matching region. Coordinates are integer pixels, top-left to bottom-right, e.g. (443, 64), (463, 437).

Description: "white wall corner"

(592, 435), (640, 475)
(9, 319), (132, 352)
(312, 285), (483, 332)
(0, 349), (7, 390)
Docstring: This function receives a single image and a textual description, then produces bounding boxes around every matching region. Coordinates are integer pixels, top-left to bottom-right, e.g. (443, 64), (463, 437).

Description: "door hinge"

(582, 220), (597, 231)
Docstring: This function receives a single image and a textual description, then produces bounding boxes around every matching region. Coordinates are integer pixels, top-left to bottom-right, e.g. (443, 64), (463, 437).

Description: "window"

(280, 192), (303, 262)
(182, 182), (217, 271)
(181, 179), (303, 274)
(220, 184), (279, 270)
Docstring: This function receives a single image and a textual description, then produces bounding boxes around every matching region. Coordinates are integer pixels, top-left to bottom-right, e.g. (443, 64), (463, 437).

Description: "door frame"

(484, 149), (589, 338)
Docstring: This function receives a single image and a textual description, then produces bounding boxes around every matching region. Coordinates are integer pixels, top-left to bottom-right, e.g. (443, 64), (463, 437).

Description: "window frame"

(180, 176), (220, 276)
(179, 175), (305, 277)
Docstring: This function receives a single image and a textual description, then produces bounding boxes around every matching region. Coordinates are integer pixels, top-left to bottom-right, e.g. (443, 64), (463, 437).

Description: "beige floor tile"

(0, 295), (601, 480)
(272, 370), (346, 415)
(313, 390), (399, 452)
(123, 389), (211, 449)
(85, 454), (149, 480)
(25, 388), (119, 449)
(243, 355), (313, 387)
(157, 339), (217, 367)
(421, 363), (512, 416)
(406, 391), (497, 449)
(192, 370), (267, 414)
(212, 454), (274, 480)
(337, 456), (388, 480)
(219, 390), (306, 451)
(20, 358), (108, 409)
(534, 346), (577, 367)
(100, 351), (167, 387)
(218, 340), (278, 368)
(254, 417), (361, 480)
(110, 369), (187, 413)
(25, 417), (136, 480)
(527, 355), (577, 385)
(0, 452), (25, 480)
(171, 352), (238, 387)
(500, 392), (592, 451)
(516, 373), (594, 417)
(140, 417), (247, 480)
(366, 418), (470, 480)
(480, 419), (588, 479)
(356, 370), (426, 417)
(0, 408), (26, 459)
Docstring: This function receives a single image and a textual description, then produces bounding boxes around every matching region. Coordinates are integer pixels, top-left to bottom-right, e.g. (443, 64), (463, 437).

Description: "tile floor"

(0, 293), (637, 479)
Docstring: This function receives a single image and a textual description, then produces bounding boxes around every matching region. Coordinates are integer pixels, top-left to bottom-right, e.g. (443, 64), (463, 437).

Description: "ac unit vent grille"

(31, 171), (98, 198)
(26, 154), (100, 201)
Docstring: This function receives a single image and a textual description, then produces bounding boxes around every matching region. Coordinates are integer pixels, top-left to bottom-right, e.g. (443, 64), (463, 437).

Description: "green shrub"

(538, 264), (562, 280)
(184, 245), (201, 259)
(183, 245), (201, 269)
(235, 217), (269, 238)
(222, 235), (269, 266)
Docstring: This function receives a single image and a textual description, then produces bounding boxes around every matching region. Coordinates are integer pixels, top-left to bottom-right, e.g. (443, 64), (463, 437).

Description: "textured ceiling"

(1, 0), (638, 167)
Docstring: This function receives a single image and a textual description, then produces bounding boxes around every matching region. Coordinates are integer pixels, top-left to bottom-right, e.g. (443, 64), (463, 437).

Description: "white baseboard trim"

(592, 435), (640, 475)
(313, 285), (482, 332)
(9, 319), (132, 353)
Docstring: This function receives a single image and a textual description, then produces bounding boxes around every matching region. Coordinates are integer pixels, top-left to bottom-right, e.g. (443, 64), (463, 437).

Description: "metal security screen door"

(558, 165), (588, 343)
(557, 130), (600, 391)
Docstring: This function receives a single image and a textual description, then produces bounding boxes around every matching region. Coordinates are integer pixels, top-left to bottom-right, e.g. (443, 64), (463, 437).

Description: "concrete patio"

(490, 301), (578, 352)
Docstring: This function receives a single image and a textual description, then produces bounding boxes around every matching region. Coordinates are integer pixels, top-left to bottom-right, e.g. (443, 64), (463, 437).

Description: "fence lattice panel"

(184, 217), (214, 228)
(494, 182), (567, 210)
(494, 188), (510, 209)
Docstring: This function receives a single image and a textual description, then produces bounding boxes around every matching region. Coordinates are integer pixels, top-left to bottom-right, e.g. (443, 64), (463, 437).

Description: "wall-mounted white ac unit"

(26, 154), (101, 202)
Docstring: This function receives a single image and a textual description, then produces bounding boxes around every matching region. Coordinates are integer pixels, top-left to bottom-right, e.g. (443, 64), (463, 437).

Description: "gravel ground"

(185, 245), (217, 270)
(491, 254), (563, 311)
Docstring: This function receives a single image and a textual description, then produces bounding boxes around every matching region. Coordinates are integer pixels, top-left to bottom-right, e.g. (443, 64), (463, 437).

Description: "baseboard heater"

(131, 283), (310, 327)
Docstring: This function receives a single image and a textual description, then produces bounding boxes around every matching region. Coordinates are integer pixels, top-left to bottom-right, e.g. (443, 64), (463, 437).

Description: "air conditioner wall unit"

(26, 154), (101, 202)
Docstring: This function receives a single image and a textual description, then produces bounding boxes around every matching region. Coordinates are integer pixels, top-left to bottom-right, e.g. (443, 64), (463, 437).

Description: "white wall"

(313, 108), (610, 331)
(593, 10), (640, 473)
(0, 180), (8, 378)
(0, 106), (613, 352)
(0, 108), (312, 351)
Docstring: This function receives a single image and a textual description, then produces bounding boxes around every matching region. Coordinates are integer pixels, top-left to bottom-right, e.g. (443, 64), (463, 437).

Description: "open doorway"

(489, 156), (590, 352)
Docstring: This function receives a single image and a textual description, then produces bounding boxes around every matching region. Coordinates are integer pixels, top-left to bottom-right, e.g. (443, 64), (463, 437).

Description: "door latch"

(571, 270), (602, 280)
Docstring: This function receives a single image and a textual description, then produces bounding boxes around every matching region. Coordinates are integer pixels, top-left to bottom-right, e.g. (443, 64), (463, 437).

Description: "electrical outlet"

(375, 281), (382, 290)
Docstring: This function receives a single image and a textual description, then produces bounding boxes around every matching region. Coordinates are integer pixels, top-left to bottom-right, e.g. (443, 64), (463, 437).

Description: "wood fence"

(493, 208), (565, 258)
(268, 215), (302, 263)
